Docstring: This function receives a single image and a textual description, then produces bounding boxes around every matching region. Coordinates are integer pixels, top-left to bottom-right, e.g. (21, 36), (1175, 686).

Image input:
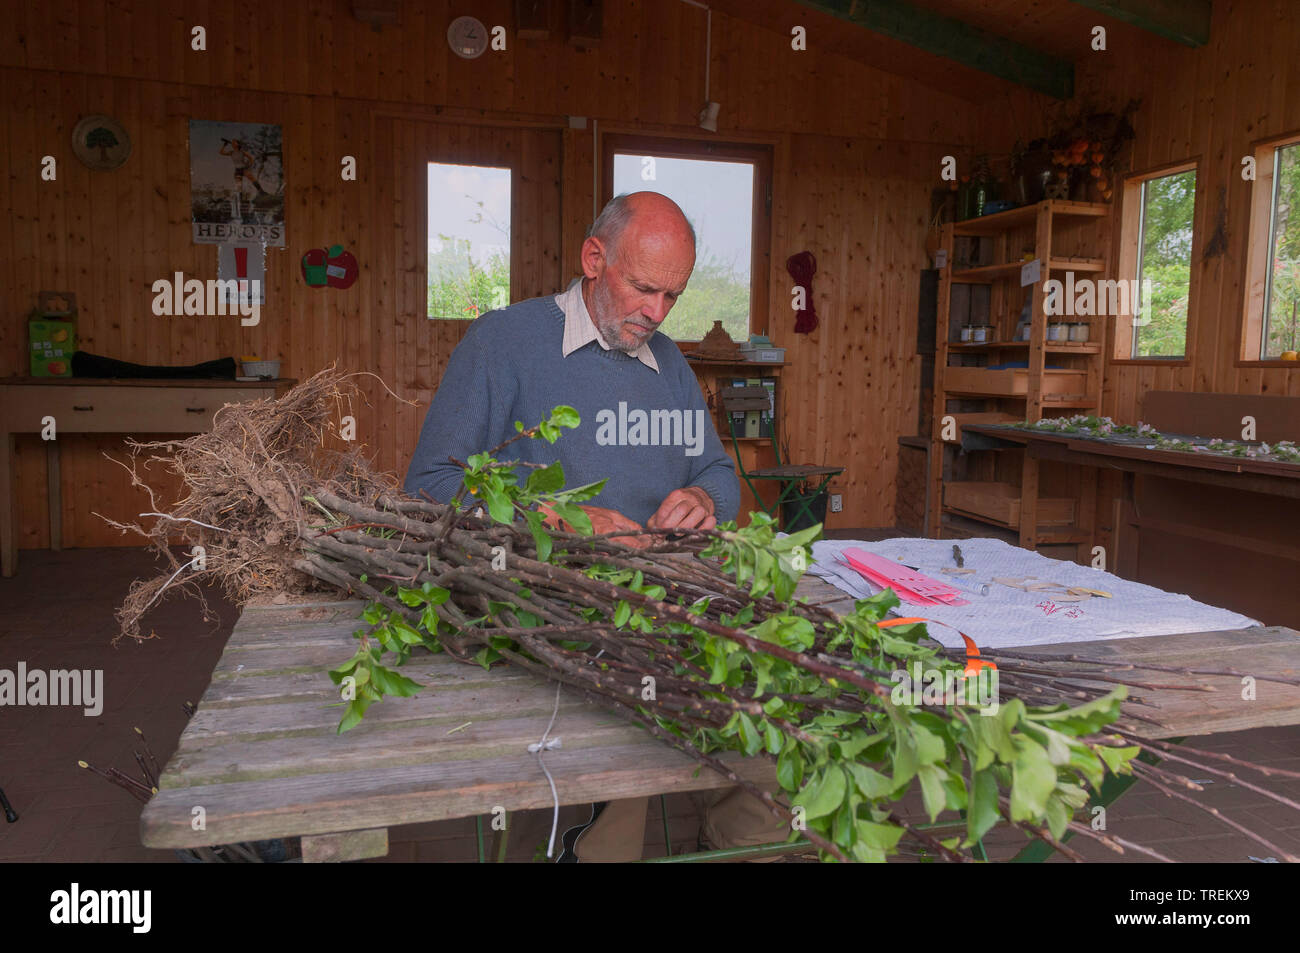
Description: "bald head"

(587, 192), (696, 264)
(581, 192), (697, 351)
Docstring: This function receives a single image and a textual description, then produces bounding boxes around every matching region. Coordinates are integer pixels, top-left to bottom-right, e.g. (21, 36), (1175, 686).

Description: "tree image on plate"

(84, 126), (119, 162)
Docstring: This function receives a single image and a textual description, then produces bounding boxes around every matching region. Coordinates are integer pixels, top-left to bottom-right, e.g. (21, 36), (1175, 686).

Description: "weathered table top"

(140, 575), (1300, 858)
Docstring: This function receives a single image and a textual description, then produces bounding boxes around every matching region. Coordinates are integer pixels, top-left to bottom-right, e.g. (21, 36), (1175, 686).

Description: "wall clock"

(447, 15), (489, 58)
(71, 114), (131, 171)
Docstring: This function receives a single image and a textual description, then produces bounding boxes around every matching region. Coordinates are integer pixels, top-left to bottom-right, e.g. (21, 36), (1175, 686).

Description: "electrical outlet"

(829, 494), (842, 513)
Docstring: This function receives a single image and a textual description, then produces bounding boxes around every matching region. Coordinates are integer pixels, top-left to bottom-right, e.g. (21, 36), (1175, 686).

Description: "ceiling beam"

(791, 0), (1074, 99)
(1068, 0), (1211, 47)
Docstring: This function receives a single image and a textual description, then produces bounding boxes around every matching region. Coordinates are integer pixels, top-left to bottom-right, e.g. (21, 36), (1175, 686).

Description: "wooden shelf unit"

(927, 199), (1111, 556)
(949, 199), (1108, 235)
(947, 341), (1103, 355)
(688, 359), (786, 523)
(950, 256), (1105, 282)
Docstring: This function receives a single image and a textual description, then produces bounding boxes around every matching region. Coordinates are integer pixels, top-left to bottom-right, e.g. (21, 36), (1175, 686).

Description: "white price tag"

(935, 249), (947, 269)
(1020, 259), (1041, 287)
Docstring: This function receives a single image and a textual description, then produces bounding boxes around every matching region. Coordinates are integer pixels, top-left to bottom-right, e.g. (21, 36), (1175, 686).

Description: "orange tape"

(876, 616), (996, 677)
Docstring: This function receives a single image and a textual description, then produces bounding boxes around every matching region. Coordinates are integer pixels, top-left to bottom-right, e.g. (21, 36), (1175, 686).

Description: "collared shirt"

(555, 278), (659, 373)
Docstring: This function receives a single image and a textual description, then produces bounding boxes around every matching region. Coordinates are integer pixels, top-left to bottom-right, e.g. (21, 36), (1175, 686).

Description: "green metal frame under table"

(725, 416), (842, 531)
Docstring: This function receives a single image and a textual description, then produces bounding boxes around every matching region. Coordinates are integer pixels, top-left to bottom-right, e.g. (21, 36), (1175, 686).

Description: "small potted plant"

(957, 154), (1000, 220)
(781, 477), (830, 533)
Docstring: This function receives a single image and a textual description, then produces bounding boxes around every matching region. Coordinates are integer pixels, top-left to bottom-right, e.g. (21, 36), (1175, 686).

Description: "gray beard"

(588, 279), (640, 353)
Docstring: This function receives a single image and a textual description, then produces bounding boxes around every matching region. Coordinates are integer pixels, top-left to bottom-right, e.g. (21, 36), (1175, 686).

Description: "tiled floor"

(1, 544), (1297, 863)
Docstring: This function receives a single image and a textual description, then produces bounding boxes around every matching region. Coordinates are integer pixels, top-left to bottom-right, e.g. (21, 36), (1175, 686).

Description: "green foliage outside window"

(427, 235), (510, 320)
(1130, 147), (1300, 359)
(1263, 143), (1300, 357)
(1133, 169), (1195, 358)
(655, 249), (750, 343)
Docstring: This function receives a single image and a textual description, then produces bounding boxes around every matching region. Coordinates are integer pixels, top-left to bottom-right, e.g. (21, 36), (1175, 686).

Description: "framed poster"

(189, 120), (285, 246)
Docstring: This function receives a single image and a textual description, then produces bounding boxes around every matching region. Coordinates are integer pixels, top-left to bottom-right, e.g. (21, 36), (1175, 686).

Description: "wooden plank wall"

(975, 0), (1300, 419)
(1, 0), (983, 548)
(0, 74), (565, 549)
(969, 0), (1300, 567)
(774, 136), (950, 514)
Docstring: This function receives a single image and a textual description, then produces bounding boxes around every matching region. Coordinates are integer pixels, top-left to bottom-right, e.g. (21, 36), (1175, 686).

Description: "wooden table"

(139, 574), (1300, 861)
(140, 595), (778, 861)
(961, 423), (1300, 499)
(962, 423), (1300, 623)
(0, 377), (295, 576)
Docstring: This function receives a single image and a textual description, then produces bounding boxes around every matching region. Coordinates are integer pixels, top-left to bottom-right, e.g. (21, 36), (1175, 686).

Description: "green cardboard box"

(29, 320), (77, 376)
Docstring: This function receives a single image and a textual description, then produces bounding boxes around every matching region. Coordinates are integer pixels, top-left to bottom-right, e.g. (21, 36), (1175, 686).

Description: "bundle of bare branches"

(106, 369), (1300, 863)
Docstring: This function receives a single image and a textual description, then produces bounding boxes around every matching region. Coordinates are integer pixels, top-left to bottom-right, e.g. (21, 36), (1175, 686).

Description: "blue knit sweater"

(403, 294), (740, 525)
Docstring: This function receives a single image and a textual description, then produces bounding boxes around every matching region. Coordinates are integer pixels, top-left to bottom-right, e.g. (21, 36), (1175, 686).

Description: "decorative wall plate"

(72, 114), (132, 171)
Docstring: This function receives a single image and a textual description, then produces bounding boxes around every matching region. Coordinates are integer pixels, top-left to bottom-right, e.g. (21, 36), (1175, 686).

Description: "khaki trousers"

(575, 786), (789, 862)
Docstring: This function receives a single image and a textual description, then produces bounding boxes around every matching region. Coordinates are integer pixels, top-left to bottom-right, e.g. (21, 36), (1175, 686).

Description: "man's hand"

(581, 505), (649, 547)
(647, 486), (716, 533)
(539, 502), (649, 549)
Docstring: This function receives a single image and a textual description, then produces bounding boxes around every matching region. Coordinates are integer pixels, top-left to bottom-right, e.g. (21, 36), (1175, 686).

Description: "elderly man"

(405, 192), (786, 861)
(405, 191), (736, 539)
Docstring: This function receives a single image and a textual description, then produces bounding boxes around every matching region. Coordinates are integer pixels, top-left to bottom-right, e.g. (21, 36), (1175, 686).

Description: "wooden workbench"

(0, 376), (295, 576)
(961, 423), (1300, 498)
(962, 422), (1300, 625)
(138, 573), (1300, 861)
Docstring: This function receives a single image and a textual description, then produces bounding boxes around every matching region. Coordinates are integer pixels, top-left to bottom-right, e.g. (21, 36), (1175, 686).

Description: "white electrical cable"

(531, 648), (604, 859)
(681, 0), (712, 98)
(675, 1), (711, 120)
(530, 680), (564, 858)
(704, 8), (711, 102)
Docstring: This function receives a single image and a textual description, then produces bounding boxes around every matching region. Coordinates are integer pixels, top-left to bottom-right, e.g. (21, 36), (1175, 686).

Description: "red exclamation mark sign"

(234, 246), (249, 305)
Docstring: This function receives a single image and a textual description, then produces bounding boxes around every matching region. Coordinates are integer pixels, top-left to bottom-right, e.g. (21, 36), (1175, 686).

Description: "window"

(603, 135), (772, 343)
(1115, 164), (1197, 359)
(426, 163), (511, 320)
(1242, 134), (1300, 360)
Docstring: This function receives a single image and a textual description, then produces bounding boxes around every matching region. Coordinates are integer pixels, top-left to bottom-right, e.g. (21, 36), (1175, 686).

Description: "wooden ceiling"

(704, 0), (1210, 101)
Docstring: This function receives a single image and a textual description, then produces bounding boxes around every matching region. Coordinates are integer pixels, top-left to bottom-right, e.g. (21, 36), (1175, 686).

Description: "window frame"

(600, 133), (773, 344)
(1239, 130), (1300, 365)
(1111, 158), (1199, 365)
(425, 160), (516, 321)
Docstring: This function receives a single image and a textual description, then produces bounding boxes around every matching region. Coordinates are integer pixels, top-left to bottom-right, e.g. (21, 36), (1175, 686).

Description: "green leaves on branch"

(328, 641), (425, 734)
(702, 514), (819, 601)
(463, 408), (580, 519)
(462, 407), (605, 552)
(324, 405), (1144, 860)
(623, 520), (1139, 861)
(535, 405), (580, 443)
(326, 586), (454, 732)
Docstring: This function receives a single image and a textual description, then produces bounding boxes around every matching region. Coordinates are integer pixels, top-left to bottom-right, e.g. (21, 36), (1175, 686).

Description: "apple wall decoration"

(301, 244), (358, 289)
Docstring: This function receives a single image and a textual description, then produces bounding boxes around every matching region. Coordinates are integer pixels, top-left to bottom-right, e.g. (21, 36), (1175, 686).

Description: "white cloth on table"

(807, 537), (1260, 650)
